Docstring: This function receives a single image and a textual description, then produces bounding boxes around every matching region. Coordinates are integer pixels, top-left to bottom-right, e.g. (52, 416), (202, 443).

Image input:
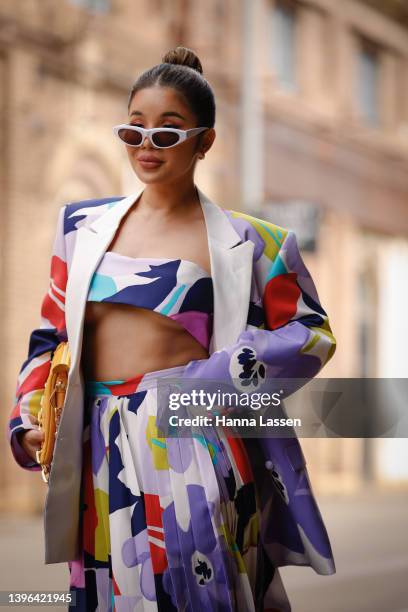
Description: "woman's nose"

(141, 136), (153, 148)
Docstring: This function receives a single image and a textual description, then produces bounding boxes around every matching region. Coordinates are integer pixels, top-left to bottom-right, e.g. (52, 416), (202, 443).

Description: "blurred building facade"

(1, 0), (407, 513)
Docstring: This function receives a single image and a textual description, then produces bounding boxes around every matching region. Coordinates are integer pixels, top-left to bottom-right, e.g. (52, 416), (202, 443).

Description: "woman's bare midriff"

(81, 302), (210, 381)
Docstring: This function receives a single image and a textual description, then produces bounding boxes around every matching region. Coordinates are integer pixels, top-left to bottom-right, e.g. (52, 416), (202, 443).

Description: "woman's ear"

(196, 128), (216, 159)
(203, 128), (216, 153)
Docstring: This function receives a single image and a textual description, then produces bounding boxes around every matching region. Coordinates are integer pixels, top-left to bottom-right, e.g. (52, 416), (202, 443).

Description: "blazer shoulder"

(65, 195), (125, 216)
(64, 196), (125, 235)
(225, 208), (290, 261)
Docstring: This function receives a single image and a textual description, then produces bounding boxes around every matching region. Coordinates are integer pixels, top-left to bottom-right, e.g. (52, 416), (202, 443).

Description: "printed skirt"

(67, 363), (289, 611)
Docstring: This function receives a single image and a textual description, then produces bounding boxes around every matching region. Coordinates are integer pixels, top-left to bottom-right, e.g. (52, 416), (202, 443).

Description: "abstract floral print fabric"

(67, 363), (288, 611)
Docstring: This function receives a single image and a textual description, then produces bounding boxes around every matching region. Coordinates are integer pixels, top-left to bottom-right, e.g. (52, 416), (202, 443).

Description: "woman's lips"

(137, 159), (164, 169)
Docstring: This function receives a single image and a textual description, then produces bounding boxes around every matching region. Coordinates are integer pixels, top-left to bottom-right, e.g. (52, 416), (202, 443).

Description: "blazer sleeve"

(179, 230), (337, 403)
(6, 205), (68, 470)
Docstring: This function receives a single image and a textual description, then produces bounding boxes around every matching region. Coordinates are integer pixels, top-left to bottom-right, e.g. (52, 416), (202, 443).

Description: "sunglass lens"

(118, 128), (143, 146)
(152, 131), (180, 148)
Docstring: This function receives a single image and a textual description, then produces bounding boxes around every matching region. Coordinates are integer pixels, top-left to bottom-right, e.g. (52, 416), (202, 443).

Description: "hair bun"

(162, 46), (203, 75)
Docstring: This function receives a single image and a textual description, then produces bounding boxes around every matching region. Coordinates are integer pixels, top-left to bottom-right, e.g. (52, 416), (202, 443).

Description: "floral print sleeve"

(6, 205), (68, 470)
(179, 228), (337, 400)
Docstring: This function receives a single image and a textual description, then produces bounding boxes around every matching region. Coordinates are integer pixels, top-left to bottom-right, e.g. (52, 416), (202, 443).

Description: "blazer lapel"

(65, 187), (145, 375)
(196, 187), (254, 351)
(65, 185), (254, 378)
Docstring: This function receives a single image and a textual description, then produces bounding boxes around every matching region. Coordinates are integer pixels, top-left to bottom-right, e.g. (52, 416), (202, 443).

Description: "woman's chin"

(132, 166), (178, 186)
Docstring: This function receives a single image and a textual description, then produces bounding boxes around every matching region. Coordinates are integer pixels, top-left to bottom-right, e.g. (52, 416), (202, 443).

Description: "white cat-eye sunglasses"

(113, 124), (209, 149)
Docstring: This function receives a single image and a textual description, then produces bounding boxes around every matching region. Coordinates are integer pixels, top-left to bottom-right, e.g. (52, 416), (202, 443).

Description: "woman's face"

(125, 85), (215, 186)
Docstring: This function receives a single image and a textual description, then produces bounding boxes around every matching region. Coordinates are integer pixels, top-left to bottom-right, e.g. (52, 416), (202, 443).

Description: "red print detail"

(263, 273), (300, 330)
(144, 493), (167, 574)
(16, 361), (51, 397)
(105, 374), (145, 396)
(41, 256), (67, 332)
(112, 571), (121, 596)
(225, 436), (254, 484)
(51, 255), (68, 296)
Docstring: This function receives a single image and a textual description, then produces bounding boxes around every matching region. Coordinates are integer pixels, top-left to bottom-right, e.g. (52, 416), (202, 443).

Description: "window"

(269, 0), (297, 92)
(68, 0), (110, 12)
(355, 36), (380, 126)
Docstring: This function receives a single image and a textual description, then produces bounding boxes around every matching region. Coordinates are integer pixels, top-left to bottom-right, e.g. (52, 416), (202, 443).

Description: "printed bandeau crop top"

(87, 251), (214, 350)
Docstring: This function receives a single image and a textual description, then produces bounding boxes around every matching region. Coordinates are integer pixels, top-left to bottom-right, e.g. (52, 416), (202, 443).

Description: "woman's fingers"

(20, 429), (45, 462)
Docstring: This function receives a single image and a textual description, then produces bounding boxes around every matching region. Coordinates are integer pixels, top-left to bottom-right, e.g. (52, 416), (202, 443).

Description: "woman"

(7, 47), (337, 611)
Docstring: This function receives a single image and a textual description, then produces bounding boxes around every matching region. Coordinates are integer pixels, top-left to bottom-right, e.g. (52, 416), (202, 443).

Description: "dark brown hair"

(127, 46), (216, 130)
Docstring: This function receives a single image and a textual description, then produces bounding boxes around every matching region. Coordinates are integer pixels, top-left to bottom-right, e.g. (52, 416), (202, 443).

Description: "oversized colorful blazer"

(7, 185), (337, 574)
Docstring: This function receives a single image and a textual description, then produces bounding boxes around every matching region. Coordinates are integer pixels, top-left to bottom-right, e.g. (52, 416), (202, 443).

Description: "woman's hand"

(16, 415), (45, 463)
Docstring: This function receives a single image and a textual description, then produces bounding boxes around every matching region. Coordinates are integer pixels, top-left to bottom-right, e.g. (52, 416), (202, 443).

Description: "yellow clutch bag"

(36, 341), (71, 483)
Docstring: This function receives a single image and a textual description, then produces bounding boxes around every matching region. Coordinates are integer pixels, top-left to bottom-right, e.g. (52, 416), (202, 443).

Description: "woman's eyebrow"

(129, 110), (186, 120)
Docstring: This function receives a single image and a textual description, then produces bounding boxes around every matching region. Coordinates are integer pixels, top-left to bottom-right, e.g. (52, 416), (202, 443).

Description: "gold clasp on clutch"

(35, 449), (50, 483)
(41, 465), (50, 483)
(50, 379), (67, 429)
